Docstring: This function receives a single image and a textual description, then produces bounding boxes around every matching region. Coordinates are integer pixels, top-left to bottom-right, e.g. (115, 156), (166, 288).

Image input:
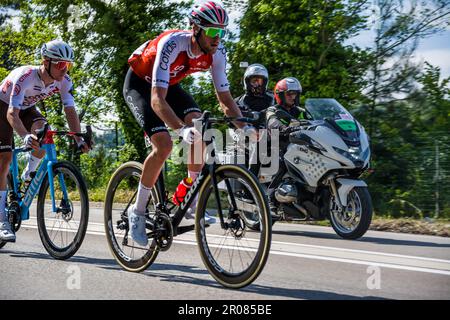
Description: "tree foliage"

(227, 0), (370, 103)
(1, 0), (449, 216)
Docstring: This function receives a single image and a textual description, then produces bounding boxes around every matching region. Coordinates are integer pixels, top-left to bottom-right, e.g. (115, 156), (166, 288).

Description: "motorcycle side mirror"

(289, 132), (309, 145)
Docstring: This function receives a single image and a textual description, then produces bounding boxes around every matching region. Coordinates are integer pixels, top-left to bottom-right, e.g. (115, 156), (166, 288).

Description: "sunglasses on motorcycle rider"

(285, 90), (299, 97)
(198, 25), (227, 39)
(47, 60), (73, 71)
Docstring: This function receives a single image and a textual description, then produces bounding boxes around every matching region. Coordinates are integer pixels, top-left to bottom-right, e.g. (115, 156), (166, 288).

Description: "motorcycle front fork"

(328, 178), (344, 213)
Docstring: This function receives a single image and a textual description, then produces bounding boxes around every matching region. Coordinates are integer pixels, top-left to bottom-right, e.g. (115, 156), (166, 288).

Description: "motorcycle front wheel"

(328, 186), (373, 240)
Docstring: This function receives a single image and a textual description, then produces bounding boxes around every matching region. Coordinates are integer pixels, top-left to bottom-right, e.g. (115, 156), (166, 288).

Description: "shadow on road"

(0, 249), (118, 267)
(1, 249), (389, 299)
(108, 263), (388, 300)
(272, 229), (450, 248)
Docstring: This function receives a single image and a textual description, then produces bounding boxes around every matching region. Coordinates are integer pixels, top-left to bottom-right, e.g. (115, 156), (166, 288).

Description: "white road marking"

(19, 219), (450, 276)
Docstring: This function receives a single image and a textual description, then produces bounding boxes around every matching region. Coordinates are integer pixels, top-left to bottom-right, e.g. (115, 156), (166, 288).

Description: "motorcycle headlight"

(333, 146), (361, 162)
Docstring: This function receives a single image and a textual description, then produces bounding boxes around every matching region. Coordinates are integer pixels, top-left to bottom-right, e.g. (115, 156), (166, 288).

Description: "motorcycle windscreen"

(305, 98), (354, 122)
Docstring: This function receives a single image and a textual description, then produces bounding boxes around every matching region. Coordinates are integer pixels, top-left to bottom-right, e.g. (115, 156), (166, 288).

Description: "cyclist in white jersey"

(0, 40), (90, 242)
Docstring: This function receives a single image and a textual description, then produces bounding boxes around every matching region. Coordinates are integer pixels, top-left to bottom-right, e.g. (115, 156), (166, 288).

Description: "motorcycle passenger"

(265, 77), (310, 215)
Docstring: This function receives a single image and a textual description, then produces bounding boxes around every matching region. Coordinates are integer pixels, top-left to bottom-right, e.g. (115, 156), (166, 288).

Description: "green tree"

(364, 62), (450, 218)
(410, 63), (450, 217)
(227, 0), (370, 103)
(360, 0), (450, 137)
(29, 0), (190, 161)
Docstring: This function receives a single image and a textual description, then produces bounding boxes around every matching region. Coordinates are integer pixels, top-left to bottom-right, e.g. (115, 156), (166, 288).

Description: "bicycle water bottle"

(172, 177), (193, 205)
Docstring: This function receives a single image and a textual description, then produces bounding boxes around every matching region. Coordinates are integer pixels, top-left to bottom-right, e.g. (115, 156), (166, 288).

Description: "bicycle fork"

(17, 143), (70, 220)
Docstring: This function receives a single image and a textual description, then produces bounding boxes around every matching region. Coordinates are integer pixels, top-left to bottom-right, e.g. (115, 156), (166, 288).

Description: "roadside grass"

(81, 187), (449, 237)
(289, 216), (450, 237)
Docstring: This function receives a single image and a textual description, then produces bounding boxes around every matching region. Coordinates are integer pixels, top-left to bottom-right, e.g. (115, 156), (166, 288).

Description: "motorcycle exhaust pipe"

(293, 203), (308, 216)
(280, 203), (308, 221)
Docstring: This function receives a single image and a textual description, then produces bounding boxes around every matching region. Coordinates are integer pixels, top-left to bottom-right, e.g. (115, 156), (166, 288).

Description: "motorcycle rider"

(266, 77), (308, 142)
(265, 77), (310, 215)
(234, 64), (273, 176)
(235, 63), (274, 115)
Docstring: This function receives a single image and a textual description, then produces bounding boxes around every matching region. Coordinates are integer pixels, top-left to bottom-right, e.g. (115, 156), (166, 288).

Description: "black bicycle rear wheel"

(104, 161), (161, 272)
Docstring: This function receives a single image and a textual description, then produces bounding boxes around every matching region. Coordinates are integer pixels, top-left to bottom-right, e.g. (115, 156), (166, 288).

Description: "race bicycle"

(0, 124), (92, 260)
(104, 111), (272, 288)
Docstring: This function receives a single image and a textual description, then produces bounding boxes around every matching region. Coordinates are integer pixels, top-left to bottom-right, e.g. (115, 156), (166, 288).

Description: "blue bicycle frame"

(9, 142), (69, 221)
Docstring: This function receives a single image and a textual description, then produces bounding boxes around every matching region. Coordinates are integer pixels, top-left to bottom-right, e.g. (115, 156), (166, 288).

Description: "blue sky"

(348, 28), (450, 79)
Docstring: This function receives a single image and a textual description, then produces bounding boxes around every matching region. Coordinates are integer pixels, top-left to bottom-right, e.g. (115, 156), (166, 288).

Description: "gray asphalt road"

(1, 204), (449, 300)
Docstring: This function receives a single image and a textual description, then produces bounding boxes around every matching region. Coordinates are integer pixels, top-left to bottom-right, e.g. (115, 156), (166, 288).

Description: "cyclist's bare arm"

(64, 106), (82, 132)
(216, 90), (246, 128)
(151, 86), (185, 130)
(6, 106), (30, 138)
(64, 106), (89, 152)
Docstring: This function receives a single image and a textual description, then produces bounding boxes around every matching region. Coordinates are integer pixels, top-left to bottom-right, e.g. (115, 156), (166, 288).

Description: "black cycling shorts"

(123, 67), (201, 138)
(0, 100), (46, 153)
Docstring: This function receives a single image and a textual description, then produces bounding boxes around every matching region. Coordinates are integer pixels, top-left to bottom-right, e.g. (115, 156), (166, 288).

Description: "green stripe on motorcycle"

(336, 120), (357, 131)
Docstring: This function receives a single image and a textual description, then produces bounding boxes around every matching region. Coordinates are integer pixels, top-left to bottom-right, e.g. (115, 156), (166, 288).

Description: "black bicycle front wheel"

(195, 164), (272, 289)
(37, 161), (89, 260)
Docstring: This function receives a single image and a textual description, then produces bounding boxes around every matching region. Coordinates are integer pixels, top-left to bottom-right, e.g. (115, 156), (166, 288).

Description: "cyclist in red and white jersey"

(123, 1), (256, 246)
(0, 40), (90, 242)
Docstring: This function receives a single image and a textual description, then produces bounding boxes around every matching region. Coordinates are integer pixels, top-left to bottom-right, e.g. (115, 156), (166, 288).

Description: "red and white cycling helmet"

(189, 1), (229, 28)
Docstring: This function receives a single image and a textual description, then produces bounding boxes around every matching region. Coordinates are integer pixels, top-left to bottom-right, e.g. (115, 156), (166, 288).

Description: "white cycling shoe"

(184, 208), (217, 224)
(0, 221), (16, 242)
(127, 205), (148, 247)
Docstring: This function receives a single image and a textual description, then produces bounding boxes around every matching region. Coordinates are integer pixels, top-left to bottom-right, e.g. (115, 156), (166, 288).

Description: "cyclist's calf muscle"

(0, 153), (12, 189)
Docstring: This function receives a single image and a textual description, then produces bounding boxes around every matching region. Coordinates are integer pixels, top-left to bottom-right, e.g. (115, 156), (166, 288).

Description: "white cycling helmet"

(41, 40), (74, 62)
(243, 63), (269, 95)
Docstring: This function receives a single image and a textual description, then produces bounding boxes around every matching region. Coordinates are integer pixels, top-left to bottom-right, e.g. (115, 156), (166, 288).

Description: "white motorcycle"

(220, 98), (373, 240)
